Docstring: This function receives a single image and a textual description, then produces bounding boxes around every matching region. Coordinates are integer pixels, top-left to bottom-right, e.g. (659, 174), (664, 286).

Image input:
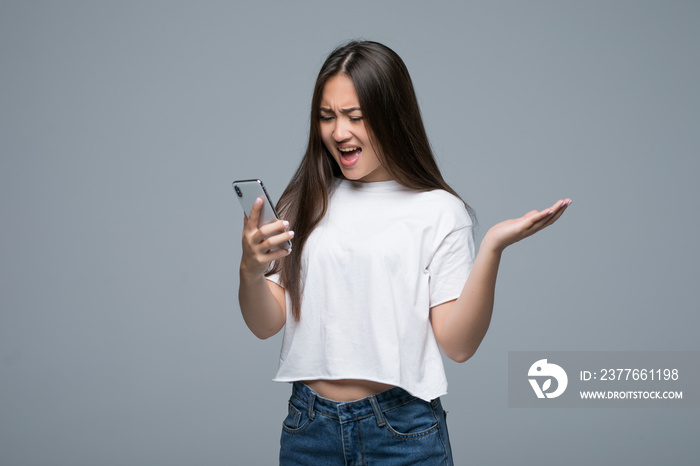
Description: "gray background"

(1, 1), (698, 465)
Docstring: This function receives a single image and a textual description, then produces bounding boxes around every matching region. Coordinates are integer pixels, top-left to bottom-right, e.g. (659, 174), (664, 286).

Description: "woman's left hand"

(482, 199), (572, 254)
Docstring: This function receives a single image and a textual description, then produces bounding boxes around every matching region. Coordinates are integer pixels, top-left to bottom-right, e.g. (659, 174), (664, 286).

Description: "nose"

(332, 117), (350, 142)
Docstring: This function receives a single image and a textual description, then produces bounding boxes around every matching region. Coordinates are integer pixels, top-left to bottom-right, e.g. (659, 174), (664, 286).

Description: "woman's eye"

(349, 116), (363, 122)
(320, 116), (334, 121)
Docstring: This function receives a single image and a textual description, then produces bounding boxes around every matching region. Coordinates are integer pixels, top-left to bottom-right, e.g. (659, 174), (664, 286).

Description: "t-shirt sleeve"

(427, 225), (475, 307)
(265, 272), (282, 286)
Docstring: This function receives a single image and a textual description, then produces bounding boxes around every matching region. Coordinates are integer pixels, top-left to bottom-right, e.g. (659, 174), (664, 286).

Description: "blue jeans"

(279, 382), (454, 465)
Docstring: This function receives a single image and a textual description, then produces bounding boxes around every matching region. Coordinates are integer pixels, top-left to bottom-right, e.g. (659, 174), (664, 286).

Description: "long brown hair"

(268, 40), (474, 321)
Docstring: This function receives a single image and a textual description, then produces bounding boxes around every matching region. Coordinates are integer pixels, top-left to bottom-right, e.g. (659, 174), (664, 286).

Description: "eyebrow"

(319, 107), (362, 114)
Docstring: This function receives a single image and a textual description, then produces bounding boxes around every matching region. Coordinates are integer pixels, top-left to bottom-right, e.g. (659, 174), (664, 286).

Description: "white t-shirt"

(268, 178), (475, 401)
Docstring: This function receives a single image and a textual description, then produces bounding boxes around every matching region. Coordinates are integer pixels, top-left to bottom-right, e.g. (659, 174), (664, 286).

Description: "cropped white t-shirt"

(267, 178), (475, 402)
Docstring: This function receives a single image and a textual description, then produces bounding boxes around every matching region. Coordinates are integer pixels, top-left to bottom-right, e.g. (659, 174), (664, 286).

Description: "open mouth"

(338, 146), (361, 167)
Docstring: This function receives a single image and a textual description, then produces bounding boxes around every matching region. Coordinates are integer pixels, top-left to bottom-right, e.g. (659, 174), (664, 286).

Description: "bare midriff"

(303, 379), (395, 402)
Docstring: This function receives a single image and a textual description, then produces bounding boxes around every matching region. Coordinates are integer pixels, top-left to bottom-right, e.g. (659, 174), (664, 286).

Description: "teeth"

(339, 147), (359, 153)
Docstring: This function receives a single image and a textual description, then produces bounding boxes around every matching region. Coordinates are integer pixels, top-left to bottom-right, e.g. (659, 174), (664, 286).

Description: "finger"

(552, 198), (572, 212)
(257, 218), (290, 238)
(533, 199), (569, 222)
(240, 241), (292, 278)
(245, 197), (264, 231)
(531, 200), (571, 231)
(538, 199), (564, 215)
(543, 202), (570, 226)
(261, 230), (295, 250)
(521, 199), (569, 226)
(523, 208), (554, 227)
(251, 220), (291, 246)
(266, 245), (293, 261)
(546, 199), (571, 221)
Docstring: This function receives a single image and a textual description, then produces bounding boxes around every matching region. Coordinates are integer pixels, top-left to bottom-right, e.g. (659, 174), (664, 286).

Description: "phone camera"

(235, 186), (242, 197)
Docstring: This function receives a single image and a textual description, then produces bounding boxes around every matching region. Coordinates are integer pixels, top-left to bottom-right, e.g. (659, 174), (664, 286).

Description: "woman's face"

(319, 74), (391, 183)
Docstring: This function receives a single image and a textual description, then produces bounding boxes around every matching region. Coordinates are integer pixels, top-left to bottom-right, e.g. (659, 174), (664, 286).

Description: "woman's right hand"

(240, 197), (294, 280)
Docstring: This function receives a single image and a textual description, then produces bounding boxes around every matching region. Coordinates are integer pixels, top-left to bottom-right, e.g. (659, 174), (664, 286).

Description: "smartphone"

(232, 179), (291, 250)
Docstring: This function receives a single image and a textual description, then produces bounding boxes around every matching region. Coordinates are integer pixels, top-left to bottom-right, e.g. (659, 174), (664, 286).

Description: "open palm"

(484, 199), (571, 253)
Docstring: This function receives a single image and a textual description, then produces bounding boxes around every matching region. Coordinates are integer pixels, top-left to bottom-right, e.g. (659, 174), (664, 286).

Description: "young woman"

(239, 41), (570, 465)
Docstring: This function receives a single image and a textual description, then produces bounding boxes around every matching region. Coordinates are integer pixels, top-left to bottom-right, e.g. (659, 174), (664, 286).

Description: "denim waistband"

(290, 381), (429, 424)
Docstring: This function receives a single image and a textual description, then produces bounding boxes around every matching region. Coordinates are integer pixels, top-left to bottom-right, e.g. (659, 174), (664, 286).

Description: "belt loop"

(369, 395), (386, 427)
(307, 392), (316, 421)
